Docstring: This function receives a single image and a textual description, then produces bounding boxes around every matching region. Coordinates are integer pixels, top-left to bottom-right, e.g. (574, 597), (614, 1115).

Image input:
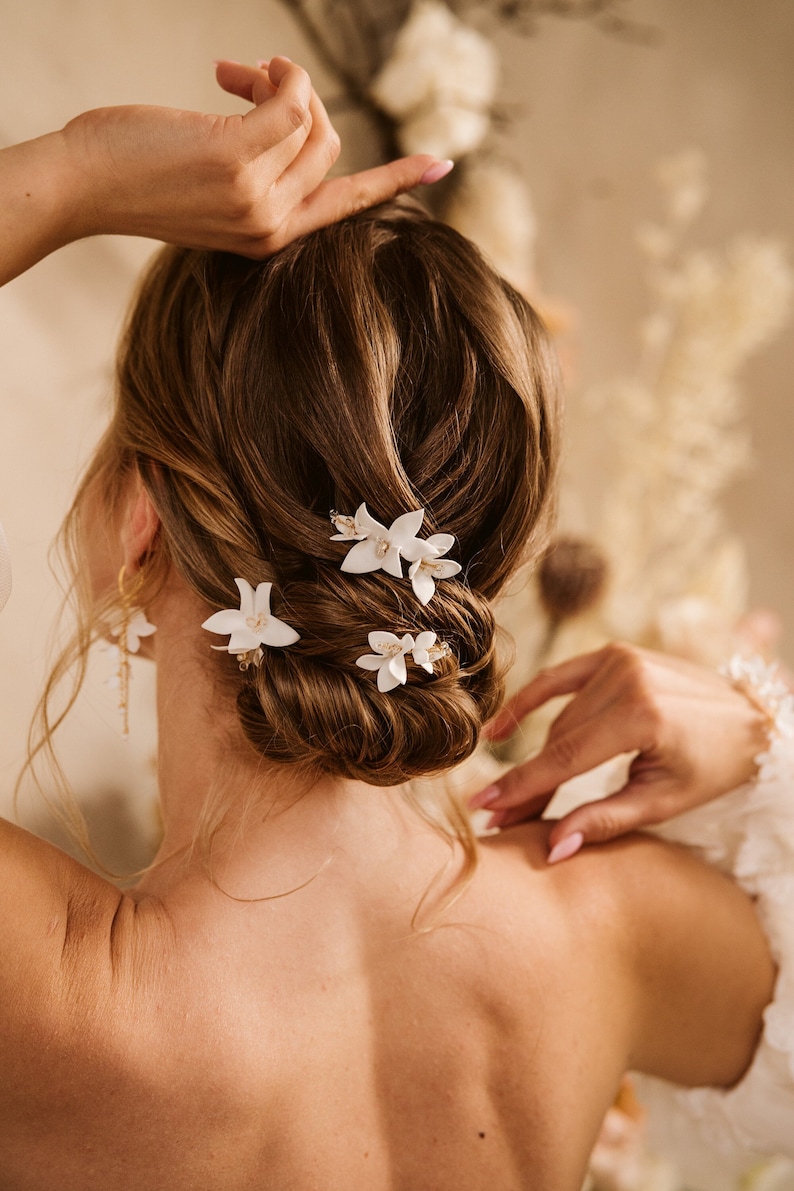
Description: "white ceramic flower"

(336, 503), (436, 579)
(329, 510), (367, 541)
(411, 631), (451, 674)
(356, 631), (416, 693)
(201, 578), (299, 663)
(111, 608), (157, 653)
(408, 534), (462, 605)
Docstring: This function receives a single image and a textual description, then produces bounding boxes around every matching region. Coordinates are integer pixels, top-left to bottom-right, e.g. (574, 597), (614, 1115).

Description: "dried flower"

(537, 536), (609, 624)
(592, 151), (792, 642)
(370, 0), (499, 160)
(444, 159), (537, 295)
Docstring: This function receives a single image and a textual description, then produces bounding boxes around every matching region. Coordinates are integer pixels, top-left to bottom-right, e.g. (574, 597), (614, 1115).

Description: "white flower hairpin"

(331, 503), (436, 579)
(356, 631), (416, 692)
(356, 629), (452, 692)
(202, 578), (299, 670)
(330, 503), (461, 604)
(411, 631), (451, 673)
(407, 534), (462, 606)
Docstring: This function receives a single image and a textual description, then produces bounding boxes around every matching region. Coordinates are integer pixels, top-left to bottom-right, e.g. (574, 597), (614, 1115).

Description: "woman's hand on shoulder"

(471, 643), (770, 858)
(1, 58), (447, 283)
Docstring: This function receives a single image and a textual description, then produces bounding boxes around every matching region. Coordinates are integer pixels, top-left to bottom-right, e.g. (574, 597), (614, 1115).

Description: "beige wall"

(0, 0), (791, 840)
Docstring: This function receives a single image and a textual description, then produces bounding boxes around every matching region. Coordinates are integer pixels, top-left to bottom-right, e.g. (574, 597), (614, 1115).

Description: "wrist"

(0, 129), (93, 283)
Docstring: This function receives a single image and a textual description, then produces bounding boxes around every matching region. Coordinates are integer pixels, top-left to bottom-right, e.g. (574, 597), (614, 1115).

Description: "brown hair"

(47, 200), (560, 804)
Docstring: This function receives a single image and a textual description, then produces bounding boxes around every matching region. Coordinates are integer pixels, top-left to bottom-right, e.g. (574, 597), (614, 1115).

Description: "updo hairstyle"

(93, 201), (560, 786)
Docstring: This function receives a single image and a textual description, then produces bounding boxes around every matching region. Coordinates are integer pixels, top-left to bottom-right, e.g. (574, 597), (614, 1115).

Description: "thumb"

(546, 779), (672, 862)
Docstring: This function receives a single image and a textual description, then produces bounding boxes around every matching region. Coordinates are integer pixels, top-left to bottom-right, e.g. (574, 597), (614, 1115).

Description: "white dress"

(548, 673), (794, 1191)
(639, 720), (794, 1190)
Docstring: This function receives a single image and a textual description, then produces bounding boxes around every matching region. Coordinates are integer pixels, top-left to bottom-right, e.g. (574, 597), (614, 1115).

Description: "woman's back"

(0, 800), (772, 1191)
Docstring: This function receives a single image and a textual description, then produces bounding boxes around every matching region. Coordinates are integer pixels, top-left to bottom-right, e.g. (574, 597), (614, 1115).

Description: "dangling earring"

(111, 564), (156, 738)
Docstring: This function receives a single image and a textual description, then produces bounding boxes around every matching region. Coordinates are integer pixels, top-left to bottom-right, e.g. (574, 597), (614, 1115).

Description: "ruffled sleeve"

(639, 717), (794, 1185)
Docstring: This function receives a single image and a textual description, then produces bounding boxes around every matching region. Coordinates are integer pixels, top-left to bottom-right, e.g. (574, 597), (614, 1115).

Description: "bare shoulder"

(0, 816), (125, 1022)
(480, 823), (776, 1088)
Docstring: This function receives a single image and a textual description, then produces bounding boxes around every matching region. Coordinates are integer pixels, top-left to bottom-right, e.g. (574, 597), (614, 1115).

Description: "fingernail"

(468, 785), (500, 811)
(547, 832), (584, 865)
(420, 159), (455, 185)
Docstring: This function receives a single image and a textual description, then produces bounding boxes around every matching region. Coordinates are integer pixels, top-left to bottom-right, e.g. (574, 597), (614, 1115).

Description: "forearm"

(0, 131), (87, 285)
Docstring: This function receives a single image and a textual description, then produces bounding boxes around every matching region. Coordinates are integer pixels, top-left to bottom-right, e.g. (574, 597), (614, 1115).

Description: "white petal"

(411, 568), (436, 606)
(425, 533), (455, 556)
(398, 634), (416, 653)
(400, 538), (438, 564)
(253, 582), (273, 616)
(382, 547), (405, 579)
(369, 631), (402, 653)
(202, 609), (246, 635)
(356, 503), (388, 539)
(414, 631), (437, 651)
(419, 661), (434, 674)
(234, 578), (256, 619)
(341, 539), (384, 574)
(413, 649), (430, 666)
(388, 508), (425, 545)
(260, 616), (300, 647)
(432, 560), (462, 579)
(126, 611), (157, 653)
(228, 627), (261, 652)
(387, 654), (409, 684)
(356, 653), (385, 671)
(379, 655), (407, 692)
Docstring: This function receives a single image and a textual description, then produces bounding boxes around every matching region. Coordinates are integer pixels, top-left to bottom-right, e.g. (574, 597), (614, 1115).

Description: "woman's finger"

(236, 57), (314, 161)
(544, 776), (675, 860)
(269, 156), (451, 247)
(484, 647), (617, 741)
(471, 713), (639, 812)
(214, 59), (276, 106)
(269, 84), (342, 208)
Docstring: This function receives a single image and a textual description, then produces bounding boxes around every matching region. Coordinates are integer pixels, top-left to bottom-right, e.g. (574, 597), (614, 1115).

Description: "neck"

(135, 579), (419, 899)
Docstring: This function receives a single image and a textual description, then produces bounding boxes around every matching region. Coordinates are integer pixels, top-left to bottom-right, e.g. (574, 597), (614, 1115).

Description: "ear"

(120, 474), (161, 572)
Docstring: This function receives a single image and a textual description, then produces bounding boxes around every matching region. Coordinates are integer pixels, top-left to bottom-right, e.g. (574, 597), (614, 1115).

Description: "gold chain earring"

(112, 565), (156, 738)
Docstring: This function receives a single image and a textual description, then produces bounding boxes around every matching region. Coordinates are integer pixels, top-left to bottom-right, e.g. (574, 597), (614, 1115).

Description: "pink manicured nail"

(468, 785), (500, 811)
(420, 160), (455, 186)
(547, 832), (584, 865)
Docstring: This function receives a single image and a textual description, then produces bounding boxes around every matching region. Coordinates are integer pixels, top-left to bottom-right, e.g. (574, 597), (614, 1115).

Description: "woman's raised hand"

(471, 644), (770, 861)
(1, 58), (448, 284)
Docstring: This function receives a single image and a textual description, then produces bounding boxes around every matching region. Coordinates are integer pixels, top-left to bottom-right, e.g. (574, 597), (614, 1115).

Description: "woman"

(0, 57), (784, 1191)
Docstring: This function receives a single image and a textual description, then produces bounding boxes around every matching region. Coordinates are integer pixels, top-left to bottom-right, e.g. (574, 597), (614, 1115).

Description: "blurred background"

(0, 8), (792, 1181)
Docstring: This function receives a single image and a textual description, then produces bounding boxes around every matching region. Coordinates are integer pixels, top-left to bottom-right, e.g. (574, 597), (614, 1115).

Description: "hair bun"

(235, 571), (504, 786)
